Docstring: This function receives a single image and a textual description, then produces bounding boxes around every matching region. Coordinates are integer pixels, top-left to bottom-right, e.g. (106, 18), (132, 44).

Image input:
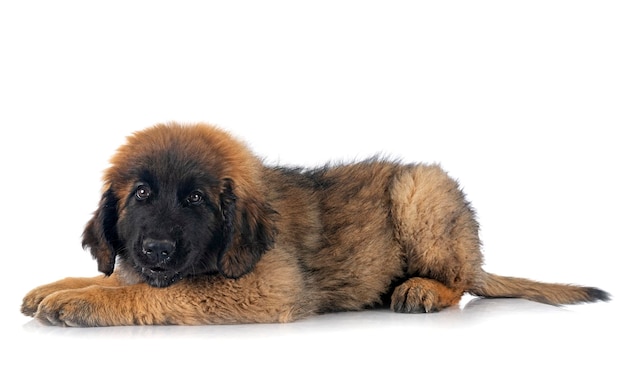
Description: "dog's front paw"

(35, 289), (100, 327)
(21, 284), (68, 317)
(21, 291), (44, 317)
(22, 276), (113, 319)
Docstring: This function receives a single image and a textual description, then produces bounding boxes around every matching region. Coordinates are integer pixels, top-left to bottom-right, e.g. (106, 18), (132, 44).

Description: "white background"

(1, 1), (623, 388)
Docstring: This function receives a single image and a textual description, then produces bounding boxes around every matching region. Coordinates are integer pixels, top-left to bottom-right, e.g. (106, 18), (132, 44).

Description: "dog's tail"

(469, 271), (610, 305)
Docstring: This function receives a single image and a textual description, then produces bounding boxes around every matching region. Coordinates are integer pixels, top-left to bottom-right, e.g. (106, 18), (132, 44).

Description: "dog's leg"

(31, 250), (310, 326)
(33, 275), (302, 326)
(390, 164), (483, 312)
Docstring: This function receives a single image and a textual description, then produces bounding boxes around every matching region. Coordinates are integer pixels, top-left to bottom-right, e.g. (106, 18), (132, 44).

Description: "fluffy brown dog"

(21, 123), (609, 326)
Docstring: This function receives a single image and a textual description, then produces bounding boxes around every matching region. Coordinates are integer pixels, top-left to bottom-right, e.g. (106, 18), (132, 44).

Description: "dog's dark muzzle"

(142, 238), (176, 264)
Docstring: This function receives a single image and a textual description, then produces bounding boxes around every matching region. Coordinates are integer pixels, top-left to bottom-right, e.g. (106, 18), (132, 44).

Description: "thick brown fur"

(21, 122), (609, 326)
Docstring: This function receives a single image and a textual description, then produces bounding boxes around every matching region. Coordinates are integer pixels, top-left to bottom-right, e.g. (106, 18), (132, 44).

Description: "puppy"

(21, 122), (609, 326)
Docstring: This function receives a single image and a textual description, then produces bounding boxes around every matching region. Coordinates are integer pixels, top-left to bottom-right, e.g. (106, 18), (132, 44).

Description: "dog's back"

(266, 160), (609, 313)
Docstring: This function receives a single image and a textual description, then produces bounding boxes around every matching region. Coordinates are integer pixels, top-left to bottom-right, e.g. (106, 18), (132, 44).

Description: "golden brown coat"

(21, 123), (609, 326)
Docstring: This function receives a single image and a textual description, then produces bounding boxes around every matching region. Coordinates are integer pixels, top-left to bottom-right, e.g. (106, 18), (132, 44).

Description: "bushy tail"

(469, 271), (610, 305)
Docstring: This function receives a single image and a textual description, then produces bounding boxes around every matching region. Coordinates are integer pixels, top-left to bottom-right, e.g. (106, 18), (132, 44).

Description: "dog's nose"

(142, 238), (176, 263)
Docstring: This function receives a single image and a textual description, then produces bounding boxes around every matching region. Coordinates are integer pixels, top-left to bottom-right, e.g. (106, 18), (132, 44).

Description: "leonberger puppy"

(21, 123), (609, 326)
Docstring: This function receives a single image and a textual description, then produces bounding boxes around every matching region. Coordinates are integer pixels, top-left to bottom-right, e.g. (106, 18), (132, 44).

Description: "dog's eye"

(135, 185), (151, 201)
(187, 190), (204, 205)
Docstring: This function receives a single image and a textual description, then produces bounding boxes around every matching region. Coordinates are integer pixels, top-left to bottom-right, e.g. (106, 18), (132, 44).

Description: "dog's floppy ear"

(81, 187), (121, 276)
(217, 178), (276, 278)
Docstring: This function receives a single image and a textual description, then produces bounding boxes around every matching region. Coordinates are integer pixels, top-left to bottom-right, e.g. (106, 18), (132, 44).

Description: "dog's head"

(82, 123), (276, 287)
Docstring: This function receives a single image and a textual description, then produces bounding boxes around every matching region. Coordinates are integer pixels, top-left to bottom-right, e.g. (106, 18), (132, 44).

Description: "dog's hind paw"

(390, 277), (463, 313)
